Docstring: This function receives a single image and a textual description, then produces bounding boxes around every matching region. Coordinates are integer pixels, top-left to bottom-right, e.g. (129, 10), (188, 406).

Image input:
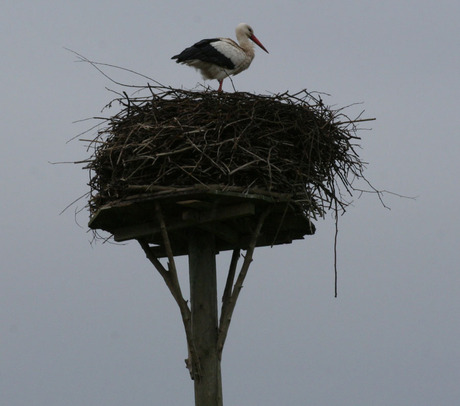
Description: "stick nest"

(85, 86), (368, 218)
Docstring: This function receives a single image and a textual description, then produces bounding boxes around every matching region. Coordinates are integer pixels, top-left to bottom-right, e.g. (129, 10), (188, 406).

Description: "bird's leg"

(217, 80), (223, 92)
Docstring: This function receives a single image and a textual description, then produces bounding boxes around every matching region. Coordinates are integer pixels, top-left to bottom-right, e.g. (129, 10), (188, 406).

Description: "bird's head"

(236, 23), (269, 53)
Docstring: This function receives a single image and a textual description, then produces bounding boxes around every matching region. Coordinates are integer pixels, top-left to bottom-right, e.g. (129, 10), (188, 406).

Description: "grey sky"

(1, 1), (459, 405)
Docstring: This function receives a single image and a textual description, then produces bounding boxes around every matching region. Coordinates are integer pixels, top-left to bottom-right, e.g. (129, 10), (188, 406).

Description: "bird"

(171, 23), (269, 92)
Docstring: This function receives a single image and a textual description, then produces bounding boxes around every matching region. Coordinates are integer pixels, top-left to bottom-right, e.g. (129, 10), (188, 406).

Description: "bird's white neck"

(236, 36), (254, 57)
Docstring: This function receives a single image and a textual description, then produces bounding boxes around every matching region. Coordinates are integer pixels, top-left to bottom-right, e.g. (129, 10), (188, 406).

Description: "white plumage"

(172, 23), (269, 91)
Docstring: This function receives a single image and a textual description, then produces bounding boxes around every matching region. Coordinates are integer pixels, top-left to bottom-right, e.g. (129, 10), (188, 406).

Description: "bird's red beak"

(250, 34), (269, 53)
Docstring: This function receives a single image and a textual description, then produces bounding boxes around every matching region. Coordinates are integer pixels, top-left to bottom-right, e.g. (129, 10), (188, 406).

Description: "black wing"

(171, 38), (235, 70)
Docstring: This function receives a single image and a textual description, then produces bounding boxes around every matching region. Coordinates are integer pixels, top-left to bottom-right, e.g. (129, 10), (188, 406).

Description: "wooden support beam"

(188, 230), (222, 406)
(112, 202), (255, 242)
(182, 202), (255, 223)
(197, 222), (240, 245)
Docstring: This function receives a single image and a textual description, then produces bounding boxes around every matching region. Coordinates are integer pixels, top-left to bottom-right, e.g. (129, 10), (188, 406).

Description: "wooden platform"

(88, 188), (315, 257)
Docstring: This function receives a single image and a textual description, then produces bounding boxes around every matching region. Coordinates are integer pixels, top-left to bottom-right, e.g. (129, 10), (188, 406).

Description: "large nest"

(85, 86), (368, 219)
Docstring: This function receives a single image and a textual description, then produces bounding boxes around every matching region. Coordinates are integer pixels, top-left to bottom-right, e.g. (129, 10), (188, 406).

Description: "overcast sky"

(1, 1), (459, 405)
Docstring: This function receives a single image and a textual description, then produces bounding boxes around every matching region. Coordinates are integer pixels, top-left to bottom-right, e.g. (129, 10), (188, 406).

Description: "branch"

(153, 202), (202, 380)
(217, 207), (271, 358)
(138, 239), (201, 380)
(155, 202), (180, 290)
(138, 239), (176, 297)
(222, 249), (240, 305)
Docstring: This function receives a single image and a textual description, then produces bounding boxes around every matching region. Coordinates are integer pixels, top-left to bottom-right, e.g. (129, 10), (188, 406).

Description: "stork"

(172, 23), (269, 92)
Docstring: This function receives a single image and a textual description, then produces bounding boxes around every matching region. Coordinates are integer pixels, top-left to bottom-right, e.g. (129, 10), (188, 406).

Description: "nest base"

(89, 186), (315, 257)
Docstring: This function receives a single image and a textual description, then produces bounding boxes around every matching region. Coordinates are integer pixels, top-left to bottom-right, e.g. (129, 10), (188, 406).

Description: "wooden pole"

(188, 229), (223, 406)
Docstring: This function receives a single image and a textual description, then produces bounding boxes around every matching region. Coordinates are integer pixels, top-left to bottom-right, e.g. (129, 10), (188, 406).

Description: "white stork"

(172, 23), (269, 92)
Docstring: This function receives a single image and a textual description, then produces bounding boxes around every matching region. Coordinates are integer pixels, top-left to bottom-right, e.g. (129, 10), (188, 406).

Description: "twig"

(65, 47), (165, 88)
